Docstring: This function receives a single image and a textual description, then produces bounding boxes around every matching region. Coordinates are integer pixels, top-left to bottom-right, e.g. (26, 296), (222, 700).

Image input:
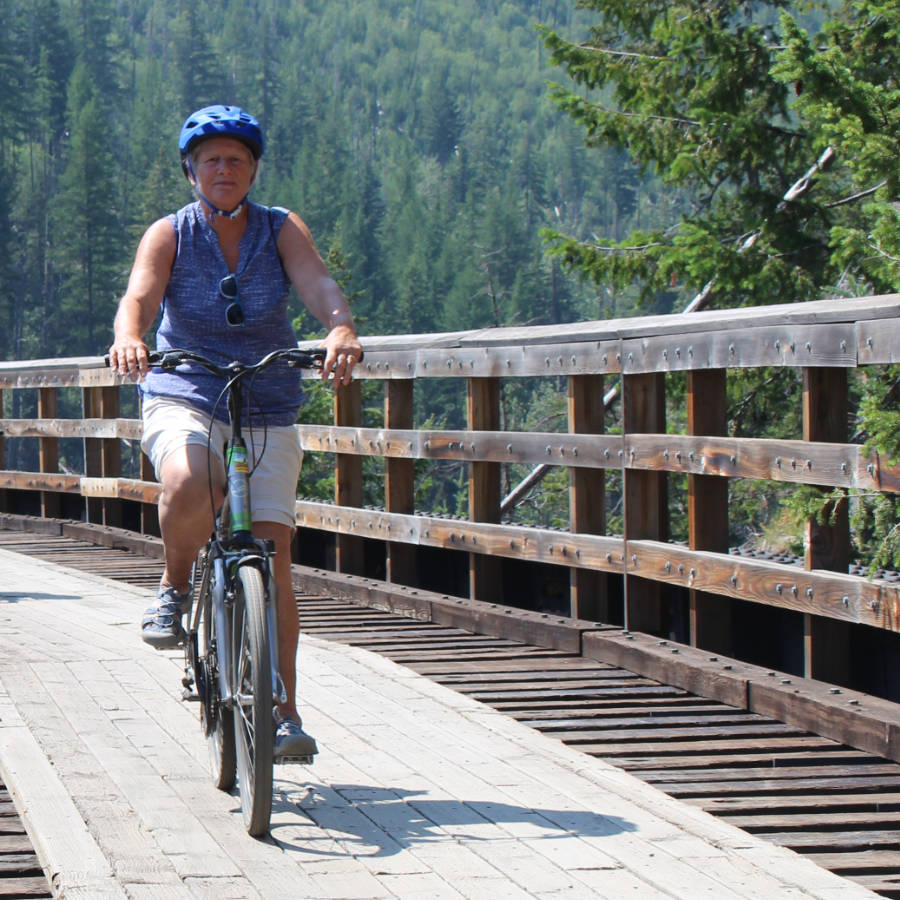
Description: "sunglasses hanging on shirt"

(219, 274), (245, 326)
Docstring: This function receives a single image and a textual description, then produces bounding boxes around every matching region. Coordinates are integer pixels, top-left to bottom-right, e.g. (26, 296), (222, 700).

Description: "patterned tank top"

(140, 201), (304, 426)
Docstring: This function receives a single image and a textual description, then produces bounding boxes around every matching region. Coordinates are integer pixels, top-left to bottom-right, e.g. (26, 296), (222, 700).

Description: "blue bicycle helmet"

(179, 105), (264, 219)
(178, 105), (264, 159)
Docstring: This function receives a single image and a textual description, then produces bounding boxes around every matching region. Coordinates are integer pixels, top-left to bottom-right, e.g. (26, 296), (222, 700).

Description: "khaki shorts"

(141, 397), (303, 528)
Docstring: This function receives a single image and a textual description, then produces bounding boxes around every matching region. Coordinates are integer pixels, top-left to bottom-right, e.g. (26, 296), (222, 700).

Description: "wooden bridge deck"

(0, 532), (891, 898)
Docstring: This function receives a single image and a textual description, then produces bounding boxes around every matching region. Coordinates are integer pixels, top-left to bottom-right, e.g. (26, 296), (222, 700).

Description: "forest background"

(2, 0), (900, 566)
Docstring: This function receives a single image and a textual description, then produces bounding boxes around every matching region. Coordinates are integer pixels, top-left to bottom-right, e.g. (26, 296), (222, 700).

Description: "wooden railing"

(2, 293), (900, 691)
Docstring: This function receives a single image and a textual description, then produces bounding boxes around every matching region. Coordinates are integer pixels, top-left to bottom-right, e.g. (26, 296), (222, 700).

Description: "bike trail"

(0, 548), (876, 899)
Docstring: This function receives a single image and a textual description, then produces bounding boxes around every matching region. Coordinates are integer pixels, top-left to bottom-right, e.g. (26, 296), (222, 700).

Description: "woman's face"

(189, 136), (257, 209)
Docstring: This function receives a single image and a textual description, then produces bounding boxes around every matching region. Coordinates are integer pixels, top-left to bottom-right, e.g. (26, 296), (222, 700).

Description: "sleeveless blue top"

(140, 201), (304, 426)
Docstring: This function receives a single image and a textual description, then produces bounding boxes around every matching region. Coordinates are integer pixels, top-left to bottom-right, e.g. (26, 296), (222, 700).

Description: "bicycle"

(115, 345), (325, 836)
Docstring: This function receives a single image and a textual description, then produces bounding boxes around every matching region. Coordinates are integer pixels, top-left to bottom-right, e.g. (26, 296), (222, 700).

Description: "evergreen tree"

(53, 62), (123, 354)
(539, 0), (835, 310)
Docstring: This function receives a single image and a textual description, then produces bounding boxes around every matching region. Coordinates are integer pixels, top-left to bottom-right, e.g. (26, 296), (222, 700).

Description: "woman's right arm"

(109, 218), (176, 381)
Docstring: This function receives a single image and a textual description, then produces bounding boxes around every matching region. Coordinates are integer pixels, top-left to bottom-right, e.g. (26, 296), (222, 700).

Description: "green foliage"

(538, 0), (900, 309)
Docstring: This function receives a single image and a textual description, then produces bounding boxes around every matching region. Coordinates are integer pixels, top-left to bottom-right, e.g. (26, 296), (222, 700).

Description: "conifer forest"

(4, 0), (900, 565)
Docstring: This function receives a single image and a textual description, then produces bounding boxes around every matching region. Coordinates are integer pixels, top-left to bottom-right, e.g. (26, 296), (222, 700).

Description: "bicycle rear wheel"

(231, 564), (274, 836)
(195, 549), (236, 790)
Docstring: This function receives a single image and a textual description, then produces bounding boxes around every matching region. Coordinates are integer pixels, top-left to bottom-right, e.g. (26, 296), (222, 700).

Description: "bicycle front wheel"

(231, 564), (274, 836)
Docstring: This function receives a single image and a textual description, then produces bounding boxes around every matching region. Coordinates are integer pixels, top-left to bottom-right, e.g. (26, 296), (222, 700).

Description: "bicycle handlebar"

(104, 346), (328, 378)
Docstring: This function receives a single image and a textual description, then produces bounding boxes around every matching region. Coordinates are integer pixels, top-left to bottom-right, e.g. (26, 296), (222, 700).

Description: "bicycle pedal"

(275, 755), (315, 766)
(182, 688), (200, 702)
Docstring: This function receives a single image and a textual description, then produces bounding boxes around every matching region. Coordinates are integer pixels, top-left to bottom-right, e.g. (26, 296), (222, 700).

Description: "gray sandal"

(141, 585), (191, 649)
(274, 711), (318, 764)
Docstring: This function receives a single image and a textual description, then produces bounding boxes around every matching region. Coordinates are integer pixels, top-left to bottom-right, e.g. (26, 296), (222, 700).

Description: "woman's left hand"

(321, 325), (363, 386)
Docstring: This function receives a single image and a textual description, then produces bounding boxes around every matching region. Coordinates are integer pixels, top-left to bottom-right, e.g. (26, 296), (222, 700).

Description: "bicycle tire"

(191, 549), (236, 790)
(231, 564), (274, 836)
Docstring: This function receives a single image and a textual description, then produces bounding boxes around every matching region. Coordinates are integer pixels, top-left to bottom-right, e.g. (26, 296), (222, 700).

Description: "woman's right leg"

(141, 443), (224, 647)
(158, 443), (224, 592)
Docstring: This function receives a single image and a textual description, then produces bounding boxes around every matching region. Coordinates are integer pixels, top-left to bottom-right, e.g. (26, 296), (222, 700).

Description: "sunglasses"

(219, 274), (245, 326)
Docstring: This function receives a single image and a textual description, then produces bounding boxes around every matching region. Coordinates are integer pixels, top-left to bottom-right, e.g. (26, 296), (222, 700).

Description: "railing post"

(83, 386), (121, 526)
(101, 386), (122, 528)
(38, 388), (60, 519)
(83, 387), (102, 523)
(568, 374), (607, 620)
(467, 376), (502, 602)
(803, 366), (850, 683)
(385, 380), (416, 585)
(687, 369), (730, 652)
(334, 380), (365, 575)
(623, 372), (667, 633)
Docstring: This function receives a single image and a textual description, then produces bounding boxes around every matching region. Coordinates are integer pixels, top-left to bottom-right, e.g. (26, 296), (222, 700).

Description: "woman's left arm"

(277, 210), (362, 385)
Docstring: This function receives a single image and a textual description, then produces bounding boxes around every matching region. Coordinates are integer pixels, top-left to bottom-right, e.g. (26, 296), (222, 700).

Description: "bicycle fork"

(212, 552), (286, 707)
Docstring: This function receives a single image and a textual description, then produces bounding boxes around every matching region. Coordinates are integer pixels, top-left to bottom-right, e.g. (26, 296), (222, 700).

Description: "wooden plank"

(621, 321), (857, 373)
(0, 418), (142, 440)
(0, 877), (50, 897)
(655, 774), (900, 797)
(355, 340), (624, 379)
(557, 722), (807, 742)
(762, 829), (900, 849)
(794, 849), (900, 870)
(297, 424), (900, 493)
(623, 539), (900, 631)
(721, 811), (900, 831)
(594, 737), (859, 759)
(636, 763), (900, 783)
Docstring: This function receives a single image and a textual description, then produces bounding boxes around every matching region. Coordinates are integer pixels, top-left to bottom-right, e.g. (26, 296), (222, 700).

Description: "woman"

(109, 105), (362, 760)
